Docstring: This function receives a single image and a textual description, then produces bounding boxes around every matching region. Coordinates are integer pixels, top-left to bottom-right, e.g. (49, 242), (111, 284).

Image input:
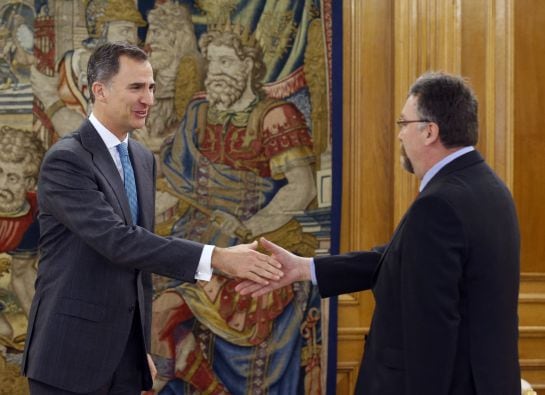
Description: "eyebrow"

(127, 82), (155, 89)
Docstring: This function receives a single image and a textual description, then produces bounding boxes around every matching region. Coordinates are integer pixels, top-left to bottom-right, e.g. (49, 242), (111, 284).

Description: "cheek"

(12, 182), (27, 197)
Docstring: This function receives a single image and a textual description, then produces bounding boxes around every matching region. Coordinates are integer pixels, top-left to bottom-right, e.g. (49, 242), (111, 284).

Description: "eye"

(7, 174), (20, 184)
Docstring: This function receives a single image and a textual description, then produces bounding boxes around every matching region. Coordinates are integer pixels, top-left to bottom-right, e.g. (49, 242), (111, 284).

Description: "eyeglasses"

(396, 119), (431, 128)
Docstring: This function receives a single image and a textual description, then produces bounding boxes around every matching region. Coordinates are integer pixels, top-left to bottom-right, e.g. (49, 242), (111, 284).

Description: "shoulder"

(129, 137), (154, 165)
(129, 137), (152, 155)
(254, 98), (308, 134)
(257, 98), (304, 120)
(186, 96), (208, 113)
(42, 127), (93, 169)
(45, 132), (83, 156)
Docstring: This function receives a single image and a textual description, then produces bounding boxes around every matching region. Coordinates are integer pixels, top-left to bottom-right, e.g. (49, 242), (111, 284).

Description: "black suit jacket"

(22, 120), (204, 392)
(316, 151), (520, 394)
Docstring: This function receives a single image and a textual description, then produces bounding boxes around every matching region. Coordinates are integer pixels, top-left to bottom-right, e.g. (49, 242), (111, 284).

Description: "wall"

(338, 0), (544, 392)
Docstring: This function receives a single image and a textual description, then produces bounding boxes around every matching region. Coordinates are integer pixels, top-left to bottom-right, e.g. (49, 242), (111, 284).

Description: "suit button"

(128, 305), (135, 313)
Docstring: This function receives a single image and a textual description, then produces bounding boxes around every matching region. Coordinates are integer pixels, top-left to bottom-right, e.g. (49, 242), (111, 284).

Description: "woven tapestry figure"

(151, 17), (324, 395)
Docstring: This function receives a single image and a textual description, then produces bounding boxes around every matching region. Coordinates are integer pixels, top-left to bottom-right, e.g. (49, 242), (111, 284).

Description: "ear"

(243, 57), (254, 76)
(423, 122), (440, 145)
(92, 81), (108, 103)
(24, 176), (36, 191)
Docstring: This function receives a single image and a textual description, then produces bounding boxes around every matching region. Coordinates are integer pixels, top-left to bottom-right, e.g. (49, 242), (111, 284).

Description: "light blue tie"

(116, 142), (139, 224)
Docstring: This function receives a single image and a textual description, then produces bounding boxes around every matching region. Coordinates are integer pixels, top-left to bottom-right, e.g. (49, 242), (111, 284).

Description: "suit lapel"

(78, 120), (133, 224)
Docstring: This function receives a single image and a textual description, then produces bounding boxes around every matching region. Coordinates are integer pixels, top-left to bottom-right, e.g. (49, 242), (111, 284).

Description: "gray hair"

(409, 72), (478, 148)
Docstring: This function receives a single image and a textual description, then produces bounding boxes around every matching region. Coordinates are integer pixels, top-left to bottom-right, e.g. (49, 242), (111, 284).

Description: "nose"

(141, 89), (154, 106)
(208, 61), (219, 75)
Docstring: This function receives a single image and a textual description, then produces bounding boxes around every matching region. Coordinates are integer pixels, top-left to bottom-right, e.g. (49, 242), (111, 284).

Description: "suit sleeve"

(38, 147), (202, 282)
(400, 195), (467, 394)
(314, 250), (382, 297)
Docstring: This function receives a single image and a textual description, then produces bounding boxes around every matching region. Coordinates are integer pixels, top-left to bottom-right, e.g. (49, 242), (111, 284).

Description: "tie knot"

(117, 142), (129, 158)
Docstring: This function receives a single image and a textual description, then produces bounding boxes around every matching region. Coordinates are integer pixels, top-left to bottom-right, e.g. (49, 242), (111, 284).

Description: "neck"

(92, 108), (128, 141)
(417, 146), (466, 179)
(223, 89), (257, 112)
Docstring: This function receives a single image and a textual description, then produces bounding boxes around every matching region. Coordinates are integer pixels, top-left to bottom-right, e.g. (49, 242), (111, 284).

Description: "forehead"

(401, 95), (419, 117)
(107, 20), (136, 30)
(113, 56), (153, 82)
(207, 43), (239, 60)
(0, 159), (24, 174)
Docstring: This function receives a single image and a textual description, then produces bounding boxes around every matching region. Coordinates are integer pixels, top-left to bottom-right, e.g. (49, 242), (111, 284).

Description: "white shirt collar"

(419, 146), (475, 192)
(89, 113), (128, 148)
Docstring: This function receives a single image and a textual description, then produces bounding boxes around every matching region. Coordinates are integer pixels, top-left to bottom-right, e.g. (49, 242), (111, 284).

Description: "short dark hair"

(87, 41), (148, 102)
(409, 72), (478, 148)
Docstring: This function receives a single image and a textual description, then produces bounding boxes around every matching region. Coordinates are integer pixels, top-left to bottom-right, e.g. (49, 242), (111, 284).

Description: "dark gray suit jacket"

(316, 151), (520, 394)
(22, 120), (203, 392)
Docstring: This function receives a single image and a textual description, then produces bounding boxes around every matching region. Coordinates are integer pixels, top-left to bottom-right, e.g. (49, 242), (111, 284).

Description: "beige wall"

(337, 0), (543, 392)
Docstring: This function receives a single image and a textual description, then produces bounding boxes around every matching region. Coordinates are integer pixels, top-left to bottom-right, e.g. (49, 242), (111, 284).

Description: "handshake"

(211, 237), (312, 296)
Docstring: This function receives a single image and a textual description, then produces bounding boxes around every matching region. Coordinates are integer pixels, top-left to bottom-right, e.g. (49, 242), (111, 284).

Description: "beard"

(400, 145), (415, 174)
(149, 46), (174, 70)
(205, 72), (247, 109)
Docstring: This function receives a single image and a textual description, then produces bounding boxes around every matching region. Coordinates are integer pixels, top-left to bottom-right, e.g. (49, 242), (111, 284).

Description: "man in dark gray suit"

(237, 72), (521, 394)
(22, 42), (283, 394)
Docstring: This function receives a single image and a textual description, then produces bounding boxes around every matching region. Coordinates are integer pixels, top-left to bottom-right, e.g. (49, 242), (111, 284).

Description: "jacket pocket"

(56, 297), (106, 322)
(379, 346), (405, 370)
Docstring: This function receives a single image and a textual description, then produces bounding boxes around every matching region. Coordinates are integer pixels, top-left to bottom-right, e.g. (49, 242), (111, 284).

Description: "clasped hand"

(234, 238), (312, 297)
(211, 240), (284, 285)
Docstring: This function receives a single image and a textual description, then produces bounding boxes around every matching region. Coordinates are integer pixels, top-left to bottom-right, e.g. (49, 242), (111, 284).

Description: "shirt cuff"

(195, 245), (214, 281)
(310, 258), (317, 285)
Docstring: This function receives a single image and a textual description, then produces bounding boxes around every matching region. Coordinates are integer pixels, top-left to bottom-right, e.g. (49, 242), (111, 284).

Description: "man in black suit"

(22, 42), (283, 394)
(237, 72), (521, 394)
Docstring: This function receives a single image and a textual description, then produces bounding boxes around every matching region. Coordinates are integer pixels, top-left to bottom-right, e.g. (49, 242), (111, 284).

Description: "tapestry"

(0, 1), (337, 394)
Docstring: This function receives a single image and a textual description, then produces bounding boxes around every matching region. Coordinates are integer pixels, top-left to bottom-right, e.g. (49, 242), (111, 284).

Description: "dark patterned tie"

(116, 142), (139, 224)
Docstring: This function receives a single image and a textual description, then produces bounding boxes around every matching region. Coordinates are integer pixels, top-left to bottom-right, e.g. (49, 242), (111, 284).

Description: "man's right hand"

(211, 240), (284, 285)
(234, 237), (312, 297)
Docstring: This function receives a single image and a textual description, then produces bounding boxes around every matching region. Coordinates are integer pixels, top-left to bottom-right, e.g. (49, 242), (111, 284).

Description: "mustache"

(206, 72), (243, 86)
(0, 189), (14, 202)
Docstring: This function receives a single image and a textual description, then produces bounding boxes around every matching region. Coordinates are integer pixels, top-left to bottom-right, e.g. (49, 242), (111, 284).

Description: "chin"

(0, 202), (23, 213)
(131, 116), (147, 127)
(132, 121), (146, 131)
